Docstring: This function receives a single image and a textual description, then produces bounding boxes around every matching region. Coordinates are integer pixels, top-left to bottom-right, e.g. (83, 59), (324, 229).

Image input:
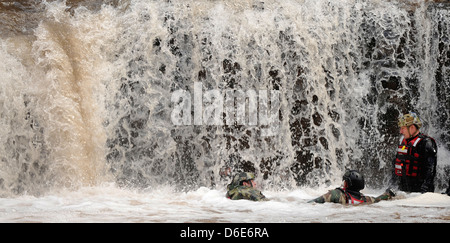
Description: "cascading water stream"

(0, 0), (448, 197)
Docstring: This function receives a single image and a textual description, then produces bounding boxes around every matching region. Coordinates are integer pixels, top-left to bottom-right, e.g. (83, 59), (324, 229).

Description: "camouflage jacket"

(226, 185), (268, 201)
(308, 187), (393, 205)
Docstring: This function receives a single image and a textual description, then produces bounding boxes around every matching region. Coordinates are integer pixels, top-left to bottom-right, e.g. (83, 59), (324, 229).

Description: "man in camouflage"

(309, 170), (395, 205)
(226, 172), (268, 201)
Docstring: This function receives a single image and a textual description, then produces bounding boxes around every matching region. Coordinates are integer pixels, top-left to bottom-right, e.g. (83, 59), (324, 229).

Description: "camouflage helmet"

(398, 112), (422, 128)
(232, 172), (256, 185)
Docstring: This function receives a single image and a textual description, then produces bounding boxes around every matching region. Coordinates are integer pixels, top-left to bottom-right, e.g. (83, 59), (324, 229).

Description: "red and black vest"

(337, 188), (366, 205)
(345, 192), (366, 205)
(395, 133), (429, 177)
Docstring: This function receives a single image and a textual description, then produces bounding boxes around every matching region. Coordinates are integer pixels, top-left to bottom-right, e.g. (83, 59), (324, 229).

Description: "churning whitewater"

(1, 185), (450, 223)
(0, 0), (449, 222)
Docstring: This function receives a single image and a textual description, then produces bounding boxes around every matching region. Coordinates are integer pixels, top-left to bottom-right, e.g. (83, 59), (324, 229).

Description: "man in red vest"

(391, 112), (438, 193)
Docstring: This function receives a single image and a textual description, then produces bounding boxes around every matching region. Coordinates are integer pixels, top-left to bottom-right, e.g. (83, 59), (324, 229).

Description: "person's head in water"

(342, 170), (365, 192)
(235, 172), (256, 188)
(226, 172), (268, 201)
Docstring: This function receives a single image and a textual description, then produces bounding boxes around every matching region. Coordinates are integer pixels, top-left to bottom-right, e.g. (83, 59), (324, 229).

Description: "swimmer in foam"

(309, 170), (395, 205)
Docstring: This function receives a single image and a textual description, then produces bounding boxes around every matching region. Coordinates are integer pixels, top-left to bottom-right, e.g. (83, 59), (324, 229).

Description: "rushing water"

(1, 185), (450, 223)
(0, 0), (449, 204)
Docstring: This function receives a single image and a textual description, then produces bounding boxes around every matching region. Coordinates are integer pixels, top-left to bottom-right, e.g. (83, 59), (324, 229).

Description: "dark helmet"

(343, 170), (365, 191)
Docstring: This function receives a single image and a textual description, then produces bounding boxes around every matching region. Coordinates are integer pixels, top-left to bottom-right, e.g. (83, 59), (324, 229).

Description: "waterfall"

(0, 0), (448, 196)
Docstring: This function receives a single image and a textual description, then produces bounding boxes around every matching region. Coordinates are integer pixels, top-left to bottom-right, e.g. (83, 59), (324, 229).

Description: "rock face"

(0, 0), (449, 195)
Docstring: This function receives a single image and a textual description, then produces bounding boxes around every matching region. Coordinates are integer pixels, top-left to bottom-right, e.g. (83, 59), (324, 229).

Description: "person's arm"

(308, 189), (345, 204)
(420, 138), (437, 193)
(388, 157), (399, 190)
(250, 190), (269, 201)
(373, 189), (396, 203)
(308, 193), (328, 203)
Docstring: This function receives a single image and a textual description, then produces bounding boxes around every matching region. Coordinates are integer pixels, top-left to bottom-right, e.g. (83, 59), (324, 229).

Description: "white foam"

(0, 185), (448, 223)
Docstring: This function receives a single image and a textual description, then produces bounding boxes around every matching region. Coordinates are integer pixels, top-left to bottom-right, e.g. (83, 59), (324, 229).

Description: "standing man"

(391, 112), (438, 193)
